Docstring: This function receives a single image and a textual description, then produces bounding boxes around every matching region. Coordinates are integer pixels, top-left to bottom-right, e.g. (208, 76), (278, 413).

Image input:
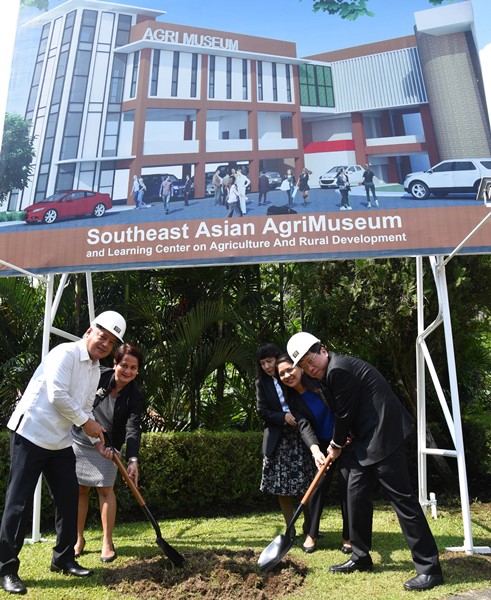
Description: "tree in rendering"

(20, 0), (48, 10)
(311, 0), (449, 20)
(0, 114), (35, 205)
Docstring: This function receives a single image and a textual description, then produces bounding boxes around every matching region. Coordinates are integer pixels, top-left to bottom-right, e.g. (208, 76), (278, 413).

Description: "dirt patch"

(103, 549), (307, 599)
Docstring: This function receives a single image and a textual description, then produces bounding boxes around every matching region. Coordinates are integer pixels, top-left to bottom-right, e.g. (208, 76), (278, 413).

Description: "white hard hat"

(287, 332), (320, 366)
(92, 311), (126, 342)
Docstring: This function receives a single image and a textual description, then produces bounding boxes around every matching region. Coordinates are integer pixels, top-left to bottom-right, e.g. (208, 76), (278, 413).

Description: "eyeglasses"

(299, 353), (317, 369)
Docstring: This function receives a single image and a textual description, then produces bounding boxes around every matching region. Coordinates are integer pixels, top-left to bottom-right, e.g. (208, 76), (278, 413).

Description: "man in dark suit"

(258, 171), (270, 206)
(286, 332), (443, 592)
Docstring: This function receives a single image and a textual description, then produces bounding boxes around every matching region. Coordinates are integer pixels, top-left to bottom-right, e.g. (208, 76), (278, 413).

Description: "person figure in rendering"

(183, 175), (192, 206)
(131, 175), (140, 208)
(0, 311), (126, 596)
(221, 172), (230, 206)
(284, 168), (296, 208)
(297, 167), (312, 207)
(235, 167), (250, 215)
(362, 163), (379, 208)
(213, 169), (222, 205)
(286, 332), (444, 593)
(159, 176), (172, 215)
(226, 176), (242, 217)
(258, 171), (269, 206)
(336, 168), (351, 210)
(137, 176), (148, 209)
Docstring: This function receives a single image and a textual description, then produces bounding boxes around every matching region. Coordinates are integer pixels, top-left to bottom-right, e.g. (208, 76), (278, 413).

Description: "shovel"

(104, 433), (185, 567)
(258, 457), (332, 572)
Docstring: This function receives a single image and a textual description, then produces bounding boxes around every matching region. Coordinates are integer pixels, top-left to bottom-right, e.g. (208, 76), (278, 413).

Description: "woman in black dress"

(256, 343), (315, 531)
(297, 168), (312, 206)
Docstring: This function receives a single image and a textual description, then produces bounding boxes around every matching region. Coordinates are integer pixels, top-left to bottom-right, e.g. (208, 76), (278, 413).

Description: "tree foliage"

(0, 256), (489, 458)
(0, 114), (35, 205)
(311, 0), (449, 20)
(20, 0), (49, 10)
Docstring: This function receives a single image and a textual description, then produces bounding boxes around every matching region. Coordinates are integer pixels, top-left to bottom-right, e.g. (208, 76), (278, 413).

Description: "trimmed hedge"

(0, 430), (277, 528)
(1, 420), (489, 531)
(0, 211), (25, 222)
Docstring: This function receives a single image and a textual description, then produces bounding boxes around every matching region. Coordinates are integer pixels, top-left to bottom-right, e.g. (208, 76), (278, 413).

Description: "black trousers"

(0, 432), (78, 576)
(347, 443), (441, 575)
(304, 440), (348, 540)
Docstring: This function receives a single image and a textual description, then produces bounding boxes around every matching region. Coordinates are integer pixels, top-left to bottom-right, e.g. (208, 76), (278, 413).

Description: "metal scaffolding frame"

(0, 206), (490, 548)
(416, 209), (491, 555)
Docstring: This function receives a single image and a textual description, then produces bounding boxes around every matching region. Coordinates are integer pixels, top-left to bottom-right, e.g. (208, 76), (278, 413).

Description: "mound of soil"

(103, 549), (307, 599)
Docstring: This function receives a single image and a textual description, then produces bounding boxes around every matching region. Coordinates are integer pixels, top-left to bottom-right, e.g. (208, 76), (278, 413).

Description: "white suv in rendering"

(319, 165), (365, 189)
(404, 158), (491, 200)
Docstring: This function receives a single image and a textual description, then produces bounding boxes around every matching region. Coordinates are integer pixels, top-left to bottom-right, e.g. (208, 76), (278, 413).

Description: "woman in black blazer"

(256, 343), (315, 531)
(276, 353), (352, 554)
(73, 344), (145, 562)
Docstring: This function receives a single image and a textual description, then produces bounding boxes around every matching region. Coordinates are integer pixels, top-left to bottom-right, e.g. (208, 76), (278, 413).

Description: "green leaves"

(0, 114), (35, 205)
(312, 0), (375, 19)
(310, 0), (449, 20)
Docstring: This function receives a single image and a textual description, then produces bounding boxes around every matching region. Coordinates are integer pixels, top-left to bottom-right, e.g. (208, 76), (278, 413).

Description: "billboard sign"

(1, 0), (490, 276)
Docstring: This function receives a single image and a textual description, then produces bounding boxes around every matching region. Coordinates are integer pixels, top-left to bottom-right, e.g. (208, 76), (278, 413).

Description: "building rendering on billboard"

(0, 0), (490, 276)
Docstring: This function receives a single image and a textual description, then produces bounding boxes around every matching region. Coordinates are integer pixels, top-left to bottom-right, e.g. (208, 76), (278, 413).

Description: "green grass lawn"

(13, 502), (491, 599)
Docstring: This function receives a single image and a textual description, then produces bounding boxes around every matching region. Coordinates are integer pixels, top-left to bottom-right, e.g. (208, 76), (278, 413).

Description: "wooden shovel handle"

(300, 457), (333, 506)
(112, 451), (146, 507)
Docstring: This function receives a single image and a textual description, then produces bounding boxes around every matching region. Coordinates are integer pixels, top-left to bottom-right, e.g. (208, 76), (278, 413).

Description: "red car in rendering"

(23, 190), (112, 224)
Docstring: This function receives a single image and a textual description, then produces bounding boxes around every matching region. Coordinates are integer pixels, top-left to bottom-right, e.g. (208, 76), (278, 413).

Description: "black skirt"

(260, 427), (316, 496)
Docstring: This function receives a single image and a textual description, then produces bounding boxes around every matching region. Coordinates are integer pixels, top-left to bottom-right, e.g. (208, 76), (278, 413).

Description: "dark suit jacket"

(258, 174), (269, 194)
(96, 367), (145, 460)
(320, 352), (413, 466)
(256, 376), (291, 457)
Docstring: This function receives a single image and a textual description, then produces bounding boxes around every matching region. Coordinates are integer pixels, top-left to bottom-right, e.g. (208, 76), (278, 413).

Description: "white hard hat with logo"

(287, 332), (320, 366)
(92, 311), (126, 342)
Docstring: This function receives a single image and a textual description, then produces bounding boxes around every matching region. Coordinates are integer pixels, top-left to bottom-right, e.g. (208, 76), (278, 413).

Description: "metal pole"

(431, 257), (474, 554)
(29, 274), (55, 543)
(415, 256), (428, 509)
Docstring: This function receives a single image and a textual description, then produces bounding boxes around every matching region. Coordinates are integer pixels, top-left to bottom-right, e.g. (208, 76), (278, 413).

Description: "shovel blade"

(156, 536), (186, 567)
(258, 533), (295, 572)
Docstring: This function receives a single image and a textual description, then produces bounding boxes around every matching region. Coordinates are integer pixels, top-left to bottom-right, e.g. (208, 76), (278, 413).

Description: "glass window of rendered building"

(115, 14), (132, 48)
(130, 51), (140, 98)
(299, 64), (334, 108)
(171, 52), (180, 97)
(242, 59), (248, 100)
(257, 60), (263, 101)
(209, 55), (216, 98)
(190, 53), (198, 98)
(150, 50), (160, 96)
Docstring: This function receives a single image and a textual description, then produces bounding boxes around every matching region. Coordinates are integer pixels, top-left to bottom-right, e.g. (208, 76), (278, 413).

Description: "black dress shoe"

(341, 544), (352, 554)
(50, 560), (93, 577)
(329, 558), (373, 573)
(0, 574), (27, 595)
(403, 573), (444, 591)
(301, 544), (317, 554)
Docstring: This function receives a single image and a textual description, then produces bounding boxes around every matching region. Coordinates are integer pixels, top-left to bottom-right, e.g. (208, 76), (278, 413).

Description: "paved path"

(443, 590), (491, 599)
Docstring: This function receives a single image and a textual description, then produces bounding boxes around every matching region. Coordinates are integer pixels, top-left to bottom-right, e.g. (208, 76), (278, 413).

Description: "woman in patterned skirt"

(72, 344), (145, 562)
(256, 343), (316, 534)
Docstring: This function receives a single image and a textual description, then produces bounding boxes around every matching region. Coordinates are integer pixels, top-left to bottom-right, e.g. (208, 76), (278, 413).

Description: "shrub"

(0, 211), (25, 222)
(0, 430), (277, 529)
